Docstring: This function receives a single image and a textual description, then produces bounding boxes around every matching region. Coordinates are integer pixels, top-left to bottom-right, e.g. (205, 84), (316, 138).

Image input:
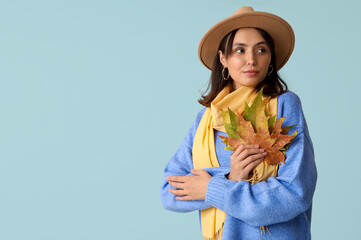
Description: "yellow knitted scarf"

(192, 85), (278, 240)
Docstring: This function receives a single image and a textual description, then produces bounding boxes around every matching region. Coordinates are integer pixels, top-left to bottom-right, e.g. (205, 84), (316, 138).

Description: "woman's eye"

(257, 48), (266, 53)
(235, 48), (245, 53)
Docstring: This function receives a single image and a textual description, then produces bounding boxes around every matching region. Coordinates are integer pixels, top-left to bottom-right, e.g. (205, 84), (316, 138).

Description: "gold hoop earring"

(267, 65), (274, 76)
(222, 66), (230, 80)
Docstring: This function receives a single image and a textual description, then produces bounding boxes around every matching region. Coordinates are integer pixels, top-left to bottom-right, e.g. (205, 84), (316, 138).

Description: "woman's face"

(219, 28), (272, 90)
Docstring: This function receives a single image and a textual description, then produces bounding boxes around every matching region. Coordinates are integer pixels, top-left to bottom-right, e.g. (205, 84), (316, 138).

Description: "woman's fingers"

(168, 188), (186, 196)
(166, 176), (188, 182)
(233, 144), (259, 156)
(167, 170), (210, 201)
(237, 148), (265, 161)
(168, 181), (184, 189)
(231, 147), (265, 165)
(243, 158), (264, 174)
(239, 151), (267, 168)
(170, 189), (199, 201)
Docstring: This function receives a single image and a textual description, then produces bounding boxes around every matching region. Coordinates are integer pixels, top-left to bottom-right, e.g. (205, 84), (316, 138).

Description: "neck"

(231, 82), (256, 93)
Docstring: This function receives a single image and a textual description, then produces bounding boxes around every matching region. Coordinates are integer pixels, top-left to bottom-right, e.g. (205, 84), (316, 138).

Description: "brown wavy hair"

(198, 28), (288, 107)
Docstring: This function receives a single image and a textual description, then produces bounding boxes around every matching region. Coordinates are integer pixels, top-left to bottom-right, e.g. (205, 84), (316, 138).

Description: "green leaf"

(281, 124), (298, 134)
(283, 130), (298, 151)
(243, 88), (267, 132)
(224, 123), (239, 138)
(268, 115), (276, 132)
(222, 109), (240, 139)
(229, 108), (238, 130)
(244, 102), (250, 120)
(224, 146), (234, 151)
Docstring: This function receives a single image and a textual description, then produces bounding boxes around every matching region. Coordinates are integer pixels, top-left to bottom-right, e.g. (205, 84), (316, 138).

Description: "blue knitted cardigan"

(161, 91), (318, 240)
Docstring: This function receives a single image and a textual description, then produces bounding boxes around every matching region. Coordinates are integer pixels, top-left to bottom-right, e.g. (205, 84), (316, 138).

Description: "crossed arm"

(166, 144), (268, 201)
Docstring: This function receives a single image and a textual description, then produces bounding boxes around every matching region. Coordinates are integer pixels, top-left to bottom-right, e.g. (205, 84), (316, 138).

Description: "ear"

(218, 50), (227, 67)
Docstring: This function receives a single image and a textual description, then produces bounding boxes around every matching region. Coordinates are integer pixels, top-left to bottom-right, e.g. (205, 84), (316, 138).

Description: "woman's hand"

(227, 144), (267, 182)
(166, 169), (211, 201)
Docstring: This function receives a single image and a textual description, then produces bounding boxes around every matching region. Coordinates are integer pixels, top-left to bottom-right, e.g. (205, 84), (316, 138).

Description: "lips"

(243, 70), (259, 77)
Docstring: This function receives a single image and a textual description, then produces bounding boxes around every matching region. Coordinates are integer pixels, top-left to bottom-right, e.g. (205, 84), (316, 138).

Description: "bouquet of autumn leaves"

(220, 89), (298, 184)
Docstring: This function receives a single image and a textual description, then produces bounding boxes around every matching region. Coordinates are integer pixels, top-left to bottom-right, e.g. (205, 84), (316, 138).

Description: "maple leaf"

(220, 88), (298, 165)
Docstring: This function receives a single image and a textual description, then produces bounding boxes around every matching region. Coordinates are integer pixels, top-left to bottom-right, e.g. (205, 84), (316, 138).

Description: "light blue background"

(0, 0), (360, 239)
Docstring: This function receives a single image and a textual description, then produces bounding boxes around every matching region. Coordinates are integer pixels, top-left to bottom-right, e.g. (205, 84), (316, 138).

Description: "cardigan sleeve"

(204, 92), (318, 226)
(160, 108), (230, 212)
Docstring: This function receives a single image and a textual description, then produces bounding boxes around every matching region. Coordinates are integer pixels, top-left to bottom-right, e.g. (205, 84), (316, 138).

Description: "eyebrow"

(232, 41), (266, 47)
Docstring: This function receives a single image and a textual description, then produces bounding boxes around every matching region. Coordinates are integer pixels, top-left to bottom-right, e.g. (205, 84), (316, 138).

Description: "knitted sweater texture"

(160, 91), (317, 240)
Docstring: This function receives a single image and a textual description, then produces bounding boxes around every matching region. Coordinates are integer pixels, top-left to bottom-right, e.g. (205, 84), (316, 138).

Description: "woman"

(161, 6), (317, 240)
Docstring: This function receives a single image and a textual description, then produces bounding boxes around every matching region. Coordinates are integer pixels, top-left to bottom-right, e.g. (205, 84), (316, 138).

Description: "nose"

(247, 51), (256, 66)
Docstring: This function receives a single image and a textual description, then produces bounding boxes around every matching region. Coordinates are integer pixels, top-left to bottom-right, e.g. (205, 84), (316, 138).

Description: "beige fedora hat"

(198, 6), (295, 71)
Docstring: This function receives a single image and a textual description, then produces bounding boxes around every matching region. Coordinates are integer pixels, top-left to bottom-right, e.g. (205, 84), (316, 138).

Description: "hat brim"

(198, 11), (295, 71)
